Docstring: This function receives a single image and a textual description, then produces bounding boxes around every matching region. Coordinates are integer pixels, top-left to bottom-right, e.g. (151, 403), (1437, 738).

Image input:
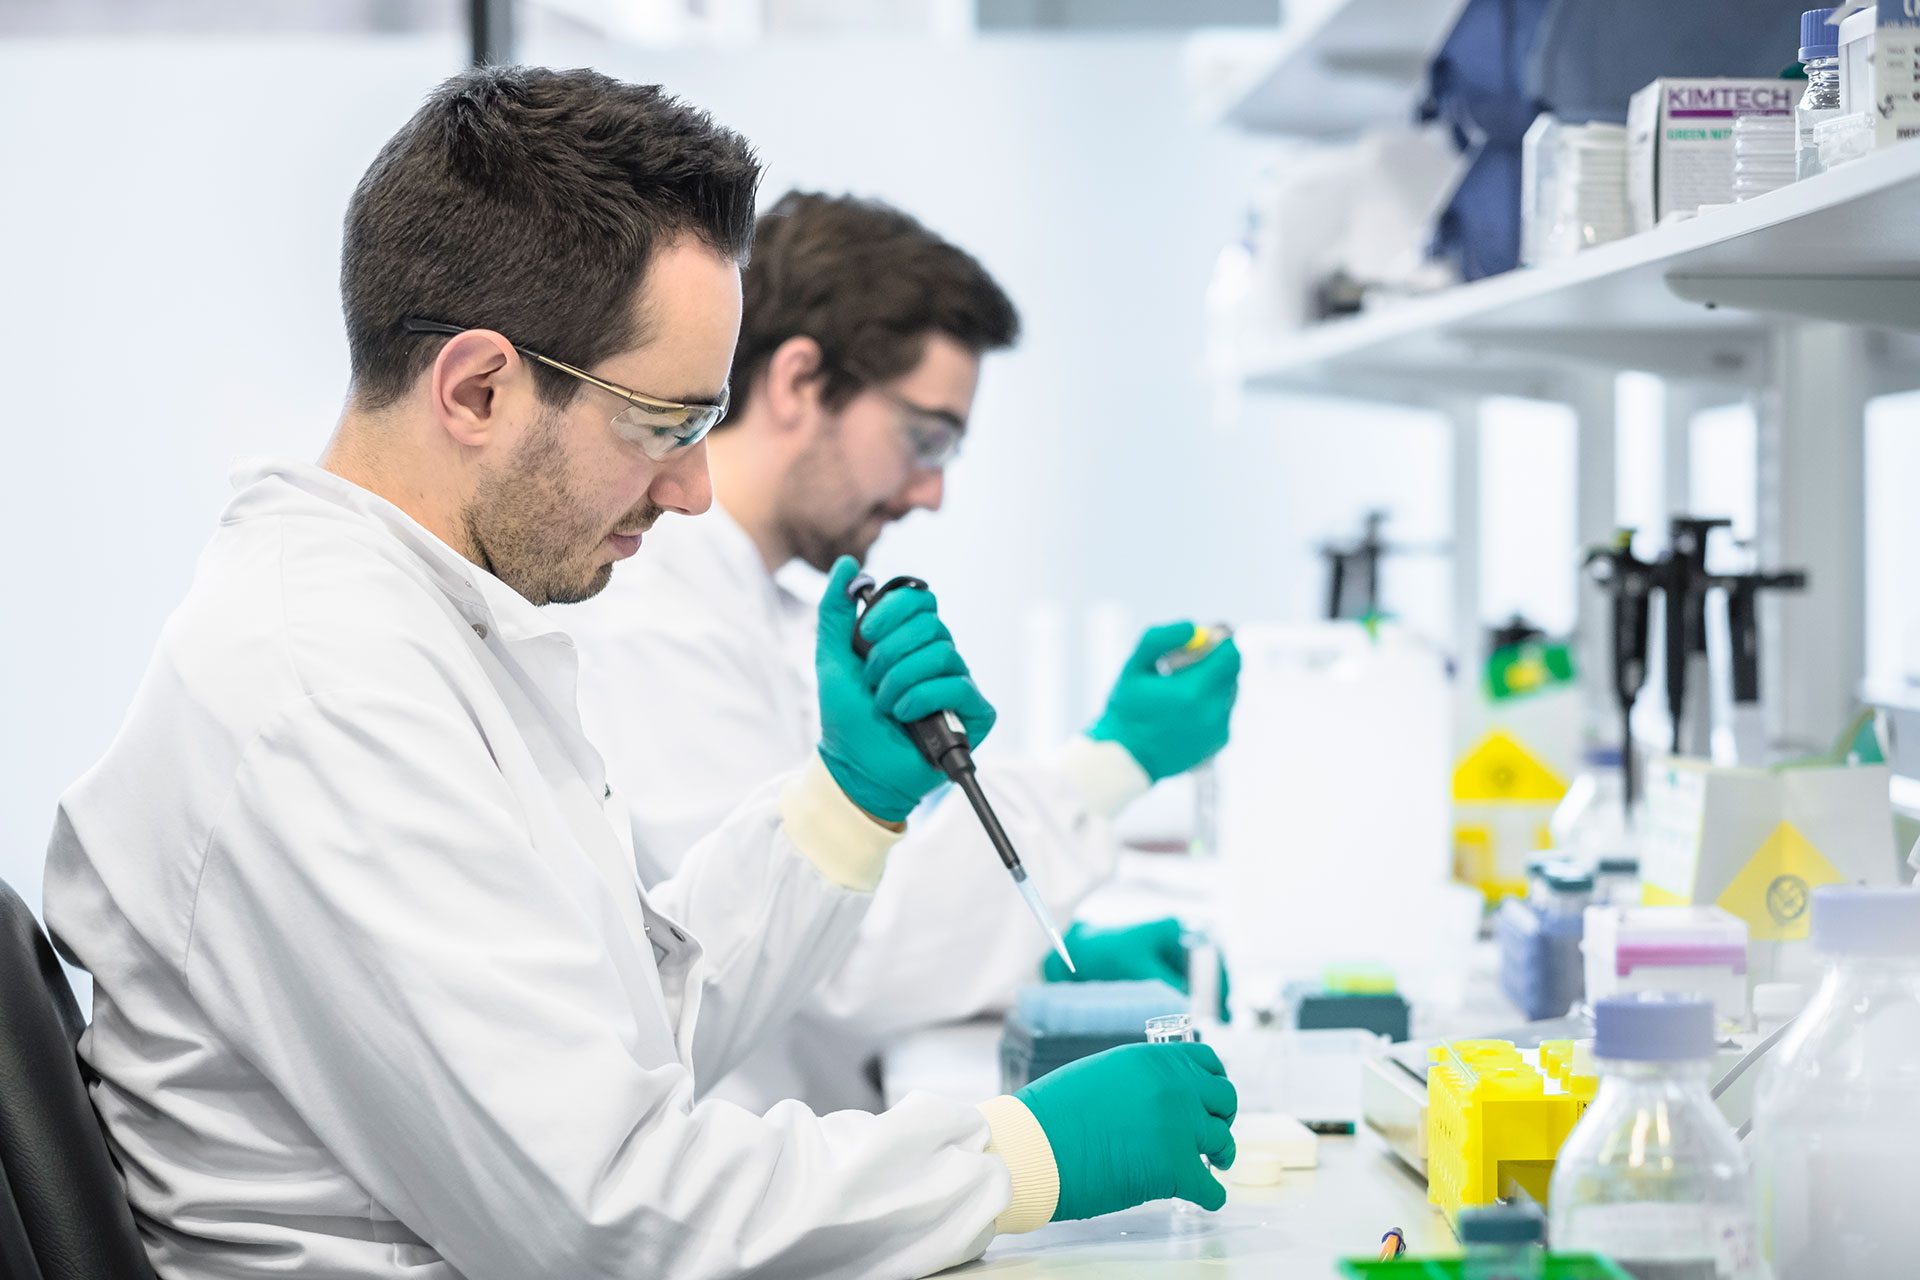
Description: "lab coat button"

(471, 622), (488, 639)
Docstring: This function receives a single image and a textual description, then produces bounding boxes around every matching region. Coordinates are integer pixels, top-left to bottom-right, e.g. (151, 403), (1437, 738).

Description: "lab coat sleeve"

(803, 737), (1150, 1041)
(655, 755), (904, 1085)
(183, 689), (1020, 1280)
(578, 611), (804, 882)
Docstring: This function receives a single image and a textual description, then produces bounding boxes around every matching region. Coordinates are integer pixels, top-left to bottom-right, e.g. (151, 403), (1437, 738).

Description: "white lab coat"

(565, 504), (1149, 1114)
(42, 460), (1038, 1280)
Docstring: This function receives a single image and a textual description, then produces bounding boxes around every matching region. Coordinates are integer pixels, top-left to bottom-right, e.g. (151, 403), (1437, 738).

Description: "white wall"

(0, 37), (465, 911)
(0, 32), (1452, 909)
(527, 30), (1455, 712)
(1867, 391), (1920, 687)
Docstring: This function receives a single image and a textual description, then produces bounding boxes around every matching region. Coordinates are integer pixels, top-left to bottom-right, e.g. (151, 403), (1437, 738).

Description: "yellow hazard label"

(1451, 730), (1568, 802)
(1714, 821), (1848, 942)
(1642, 882), (1689, 907)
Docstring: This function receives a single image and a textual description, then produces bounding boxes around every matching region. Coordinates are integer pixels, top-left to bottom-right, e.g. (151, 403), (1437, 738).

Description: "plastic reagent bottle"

(1549, 994), (1756, 1279)
(1752, 887), (1920, 1278)
(1797, 8), (1842, 181)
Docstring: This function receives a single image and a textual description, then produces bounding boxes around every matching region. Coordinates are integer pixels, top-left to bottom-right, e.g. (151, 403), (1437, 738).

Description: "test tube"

(1145, 1014), (1198, 1044)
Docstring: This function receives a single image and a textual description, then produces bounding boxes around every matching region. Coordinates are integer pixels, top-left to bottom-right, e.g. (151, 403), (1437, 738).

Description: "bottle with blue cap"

(1548, 993), (1756, 1279)
(1752, 887), (1920, 1278)
(1797, 7), (1842, 180)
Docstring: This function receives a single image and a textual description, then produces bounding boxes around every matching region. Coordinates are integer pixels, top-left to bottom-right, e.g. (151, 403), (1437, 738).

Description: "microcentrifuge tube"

(1145, 1014), (1198, 1044)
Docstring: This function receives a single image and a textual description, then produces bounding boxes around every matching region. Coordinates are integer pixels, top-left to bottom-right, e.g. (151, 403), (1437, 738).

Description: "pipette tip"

(1013, 875), (1076, 975)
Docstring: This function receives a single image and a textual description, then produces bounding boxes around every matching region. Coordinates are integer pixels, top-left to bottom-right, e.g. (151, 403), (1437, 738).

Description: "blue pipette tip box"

(1001, 980), (1187, 1090)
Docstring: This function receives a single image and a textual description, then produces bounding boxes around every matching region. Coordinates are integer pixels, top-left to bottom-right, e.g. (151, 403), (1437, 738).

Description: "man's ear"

(762, 334), (827, 432)
(429, 330), (517, 447)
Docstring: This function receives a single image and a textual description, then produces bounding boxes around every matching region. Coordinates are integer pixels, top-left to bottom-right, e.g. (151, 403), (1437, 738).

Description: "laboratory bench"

(885, 1021), (1452, 1276)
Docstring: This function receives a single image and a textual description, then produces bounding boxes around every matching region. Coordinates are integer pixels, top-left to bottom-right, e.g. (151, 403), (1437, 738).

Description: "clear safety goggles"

(403, 318), (730, 462)
(834, 360), (966, 471)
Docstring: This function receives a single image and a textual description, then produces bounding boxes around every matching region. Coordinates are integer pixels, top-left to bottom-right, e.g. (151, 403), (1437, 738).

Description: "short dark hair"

(730, 191), (1019, 417)
(341, 65), (762, 410)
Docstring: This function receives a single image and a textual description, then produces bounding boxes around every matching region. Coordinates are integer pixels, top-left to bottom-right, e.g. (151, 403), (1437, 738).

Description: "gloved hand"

(1043, 919), (1187, 987)
(1016, 1042), (1238, 1220)
(815, 556), (996, 823)
(1087, 623), (1241, 782)
(1042, 919), (1232, 1021)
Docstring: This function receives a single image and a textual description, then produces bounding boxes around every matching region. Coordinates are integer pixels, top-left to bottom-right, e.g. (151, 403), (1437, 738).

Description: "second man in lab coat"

(568, 191), (1244, 1114)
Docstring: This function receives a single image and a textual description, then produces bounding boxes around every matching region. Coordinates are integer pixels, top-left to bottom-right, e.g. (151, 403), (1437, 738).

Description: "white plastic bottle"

(1752, 887), (1920, 1278)
(1549, 994), (1756, 1279)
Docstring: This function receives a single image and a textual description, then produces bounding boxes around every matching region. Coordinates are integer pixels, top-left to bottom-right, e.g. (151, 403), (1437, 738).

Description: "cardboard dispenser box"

(1641, 759), (1902, 983)
(1627, 78), (1796, 232)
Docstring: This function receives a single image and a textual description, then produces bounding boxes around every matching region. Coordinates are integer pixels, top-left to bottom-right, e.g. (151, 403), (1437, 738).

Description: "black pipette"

(845, 572), (1076, 974)
(1659, 516), (1732, 755)
(1585, 530), (1657, 810)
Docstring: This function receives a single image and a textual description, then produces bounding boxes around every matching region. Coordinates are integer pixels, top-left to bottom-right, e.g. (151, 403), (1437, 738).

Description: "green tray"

(1339, 1255), (1634, 1279)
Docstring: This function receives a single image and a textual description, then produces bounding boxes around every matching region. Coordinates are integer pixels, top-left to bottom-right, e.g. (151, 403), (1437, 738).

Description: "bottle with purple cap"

(1548, 993), (1756, 1279)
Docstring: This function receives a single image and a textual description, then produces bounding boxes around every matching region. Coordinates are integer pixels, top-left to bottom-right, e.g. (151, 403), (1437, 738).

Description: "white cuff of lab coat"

(780, 754), (905, 892)
(977, 1095), (1059, 1234)
(1057, 736), (1152, 821)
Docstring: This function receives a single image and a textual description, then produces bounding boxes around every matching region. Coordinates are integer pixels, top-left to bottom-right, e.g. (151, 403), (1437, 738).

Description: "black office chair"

(0, 876), (157, 1279)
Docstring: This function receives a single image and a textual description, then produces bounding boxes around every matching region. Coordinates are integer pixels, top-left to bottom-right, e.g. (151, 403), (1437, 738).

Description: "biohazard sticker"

(1716, 821), (1847, 942)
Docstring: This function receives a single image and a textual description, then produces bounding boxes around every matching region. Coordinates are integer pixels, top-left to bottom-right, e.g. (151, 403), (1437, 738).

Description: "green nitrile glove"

(1043, 919), (1187, 987)
(815, 556), (996, 823)
(1042, 919), (1233, 1021)
(1088, 622), (1241, 782)
(1016, 1042), (1238, 1221)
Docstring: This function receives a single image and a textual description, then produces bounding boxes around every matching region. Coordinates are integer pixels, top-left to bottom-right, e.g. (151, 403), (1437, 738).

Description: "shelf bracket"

(1666, 273), (1920, 331)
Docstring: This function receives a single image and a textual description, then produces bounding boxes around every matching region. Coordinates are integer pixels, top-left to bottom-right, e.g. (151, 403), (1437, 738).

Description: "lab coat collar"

(673, 498), (830, 613)
(225, 457), (575, 650)
(665, 499), (773, 594)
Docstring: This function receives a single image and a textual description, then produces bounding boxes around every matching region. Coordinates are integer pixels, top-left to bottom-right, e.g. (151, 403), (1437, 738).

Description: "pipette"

(845, 572), (1076, 975)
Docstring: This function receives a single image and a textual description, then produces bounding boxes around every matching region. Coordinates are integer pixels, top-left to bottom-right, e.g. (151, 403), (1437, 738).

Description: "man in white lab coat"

(42, 68), (1235, 1280)
(566, 191), (1244, 1114)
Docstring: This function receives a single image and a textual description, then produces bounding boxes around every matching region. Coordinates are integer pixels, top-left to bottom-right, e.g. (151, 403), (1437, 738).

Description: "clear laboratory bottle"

(1796, 8), (1842, 181)
(1751, 887), (1920, 1279)
(1549, 994), (1756, 1280)
(1549, 747), (1637, 872)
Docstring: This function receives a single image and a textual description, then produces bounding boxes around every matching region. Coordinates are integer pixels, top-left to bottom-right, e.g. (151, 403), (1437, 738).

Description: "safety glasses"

(403, 318), (729, 462)
(836, 364), (966, 471)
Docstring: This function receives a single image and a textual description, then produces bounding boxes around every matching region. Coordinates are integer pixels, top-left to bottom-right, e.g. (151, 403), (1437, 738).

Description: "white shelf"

(1240, 143), (1920, 401)
(1208, 0), (1468, 137)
